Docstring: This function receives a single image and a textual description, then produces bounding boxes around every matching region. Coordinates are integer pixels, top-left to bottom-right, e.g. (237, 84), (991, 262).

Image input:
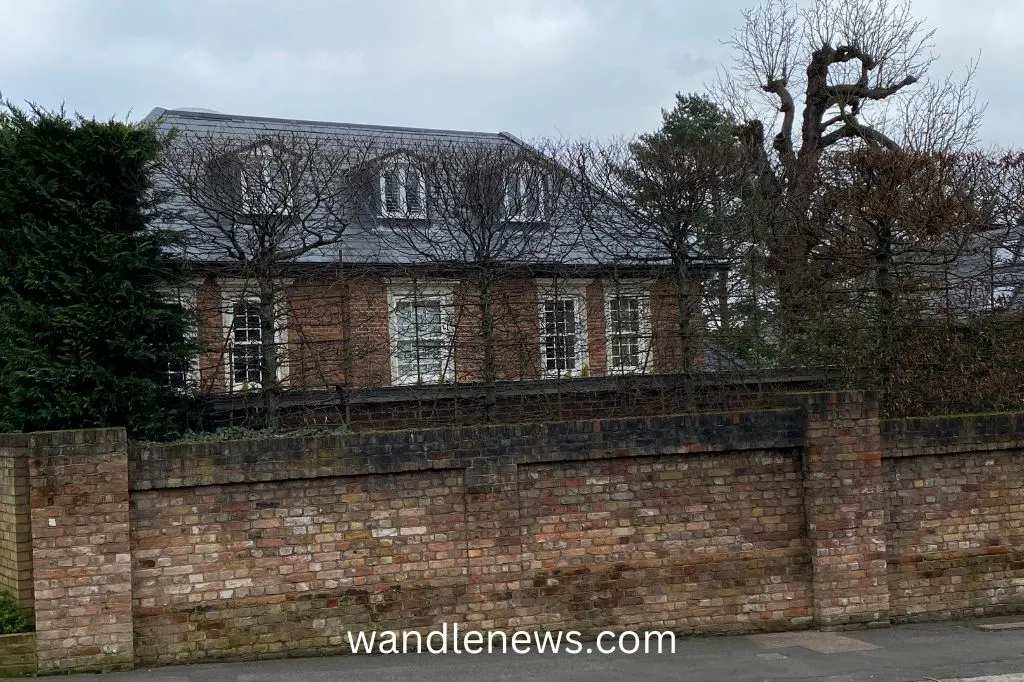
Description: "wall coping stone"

(882, 412), (1024, 458)
(129, 407), (806, 490)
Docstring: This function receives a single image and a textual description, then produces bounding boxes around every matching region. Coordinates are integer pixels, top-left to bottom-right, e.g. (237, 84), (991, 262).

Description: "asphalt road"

(29, 618), (1024, 682)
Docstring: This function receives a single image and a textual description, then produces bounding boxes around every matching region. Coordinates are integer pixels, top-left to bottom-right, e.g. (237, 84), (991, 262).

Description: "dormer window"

(504, 167), (547, 222)
(994, 246), (1018, 267)
(239, 143), (296, 217)
(380, 157), (426, 219)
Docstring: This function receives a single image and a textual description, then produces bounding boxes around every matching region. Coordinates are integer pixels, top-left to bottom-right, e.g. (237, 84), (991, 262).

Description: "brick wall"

(23, 429), (133, 673)
(882, 413), (1024, 622)
(9, 393), (1024, 672)
(132, 469), (467, 664)
(802, 392), (889, 627)
(287, 277), (348, 387)
(340, 273), (391, 387)
(123, 405), (810, 665)
(196, 277), (227, 394)
(515, 451), (810, 632)
(0, 440), (32, 613)
(0, 632), (36, 678)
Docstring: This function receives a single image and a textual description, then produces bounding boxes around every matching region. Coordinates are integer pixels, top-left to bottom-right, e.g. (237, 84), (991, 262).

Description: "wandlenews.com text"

(347, 623), (676, 656)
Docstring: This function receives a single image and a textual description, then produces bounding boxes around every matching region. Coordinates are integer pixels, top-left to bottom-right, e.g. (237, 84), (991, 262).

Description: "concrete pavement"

(28, 618), (1024, 682)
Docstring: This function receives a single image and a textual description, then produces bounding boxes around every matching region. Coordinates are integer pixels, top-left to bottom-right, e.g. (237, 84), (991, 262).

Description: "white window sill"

(379, 211), (427, 220)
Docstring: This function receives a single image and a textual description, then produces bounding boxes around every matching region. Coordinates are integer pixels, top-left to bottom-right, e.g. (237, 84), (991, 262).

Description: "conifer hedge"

(0, 105), (191, 439)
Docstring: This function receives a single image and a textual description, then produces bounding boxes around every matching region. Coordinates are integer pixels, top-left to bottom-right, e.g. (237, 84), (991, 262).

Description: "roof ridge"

(156, 108), (505, 138)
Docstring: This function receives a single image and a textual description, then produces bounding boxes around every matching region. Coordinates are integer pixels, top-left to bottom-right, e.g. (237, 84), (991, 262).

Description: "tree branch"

(820, 116), (901, 151)
(762, 77), (797, 165)
(827, 75), (919, 104)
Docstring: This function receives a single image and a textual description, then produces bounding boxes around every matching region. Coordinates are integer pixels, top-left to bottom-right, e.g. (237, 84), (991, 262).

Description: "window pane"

(610, 297), (640, 334)
(232, 345), (262, 385)
(231, 301), (264, 387)
(543, 298), (577, 372)
(166, 359), (188, 391)
(394, 301), (416, 337)
(384, 169), (401, 212)
(505, 174), (518, 216)
(523, 177), (541, 218)
(242, 150), (292, 214)
(609, 296), (641, 369)
(994, 247), (1015, 265)
(405, 168), (423, 213)
(266, 159), (290, 196)
(392, 297), (445, 382)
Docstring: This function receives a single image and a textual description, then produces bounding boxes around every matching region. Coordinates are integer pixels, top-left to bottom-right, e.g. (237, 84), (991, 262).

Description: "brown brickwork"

(516, 451), (811, 633)
(123, 404), (811, 663)
(0, 440), (32, 614)
(287, 277), (348, 387)
(799, 392), (889, 628)
(25, 428), (133, 674)
(585, 279), (607, 377)
(0, 632), (36, 677)
(339, 273), (390, 387)
(11, 394), (1024, 671)
(883, 413), (1024, 622)
(132, 469), (466, 664)
(447, 276), (541, 384)
(195, 276), (228, 394)
(649, 276), (702, 374)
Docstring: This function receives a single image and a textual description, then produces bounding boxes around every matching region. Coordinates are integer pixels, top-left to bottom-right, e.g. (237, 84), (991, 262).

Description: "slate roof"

(147, 107), (681, 270)
(950, 223), (1024, 311)
(145, 107), (513, 147)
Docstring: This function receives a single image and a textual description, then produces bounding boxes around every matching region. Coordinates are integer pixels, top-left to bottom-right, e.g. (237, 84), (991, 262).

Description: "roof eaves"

(142, 107), (167, 124)
(157, 108), (507, 140)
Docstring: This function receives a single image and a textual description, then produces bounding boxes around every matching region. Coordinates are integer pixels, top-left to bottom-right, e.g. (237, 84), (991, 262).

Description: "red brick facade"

(191, 271), (698, 394)
(5, 394), (1024, 672)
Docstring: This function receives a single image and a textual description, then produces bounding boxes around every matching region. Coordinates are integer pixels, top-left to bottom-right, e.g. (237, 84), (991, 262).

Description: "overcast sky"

(0, 0), (1020, 147)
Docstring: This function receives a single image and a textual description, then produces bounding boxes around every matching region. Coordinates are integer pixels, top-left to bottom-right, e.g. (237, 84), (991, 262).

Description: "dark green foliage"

(621, 93), (770, 370)
(0, 591), (29, 634)
(0, 104), (191, 439)
(651, 93), (736, 148)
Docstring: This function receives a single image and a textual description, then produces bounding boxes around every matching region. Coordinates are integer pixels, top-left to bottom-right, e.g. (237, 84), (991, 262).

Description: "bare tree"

(718, 0), (983, 354)
(578, 139), (751, 382)
(994, 152), (1024, 227)
(158, 128), (378, 430)
(374, 138), (582, 421)
(563, 92), (768, 414)
(811, 146), (993, 410)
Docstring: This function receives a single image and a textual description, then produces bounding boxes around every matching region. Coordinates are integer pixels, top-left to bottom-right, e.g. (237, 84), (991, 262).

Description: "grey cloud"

(0, 0), (1019, 146)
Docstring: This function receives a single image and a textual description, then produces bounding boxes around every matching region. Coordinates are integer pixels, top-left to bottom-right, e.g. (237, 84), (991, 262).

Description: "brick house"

(147, 108), (716, 403)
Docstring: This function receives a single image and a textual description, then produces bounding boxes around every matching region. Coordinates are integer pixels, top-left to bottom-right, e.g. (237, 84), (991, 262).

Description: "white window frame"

(220, 280), (289, 392)
(387, 282), (455, 385)
(239, 144), (295, 217)
(603, 280), (653, 375)
(993, 284), (1017, 309)
(993, 246), (1018, 267)
(504, 168), (548, 222)
(379, 155), (427, 219)
(537, 279), (590, 379)
(158, 282), (201, 393)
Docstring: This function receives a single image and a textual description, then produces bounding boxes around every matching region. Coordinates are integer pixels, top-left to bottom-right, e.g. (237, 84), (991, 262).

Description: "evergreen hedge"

(0, 104), (191, 439)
